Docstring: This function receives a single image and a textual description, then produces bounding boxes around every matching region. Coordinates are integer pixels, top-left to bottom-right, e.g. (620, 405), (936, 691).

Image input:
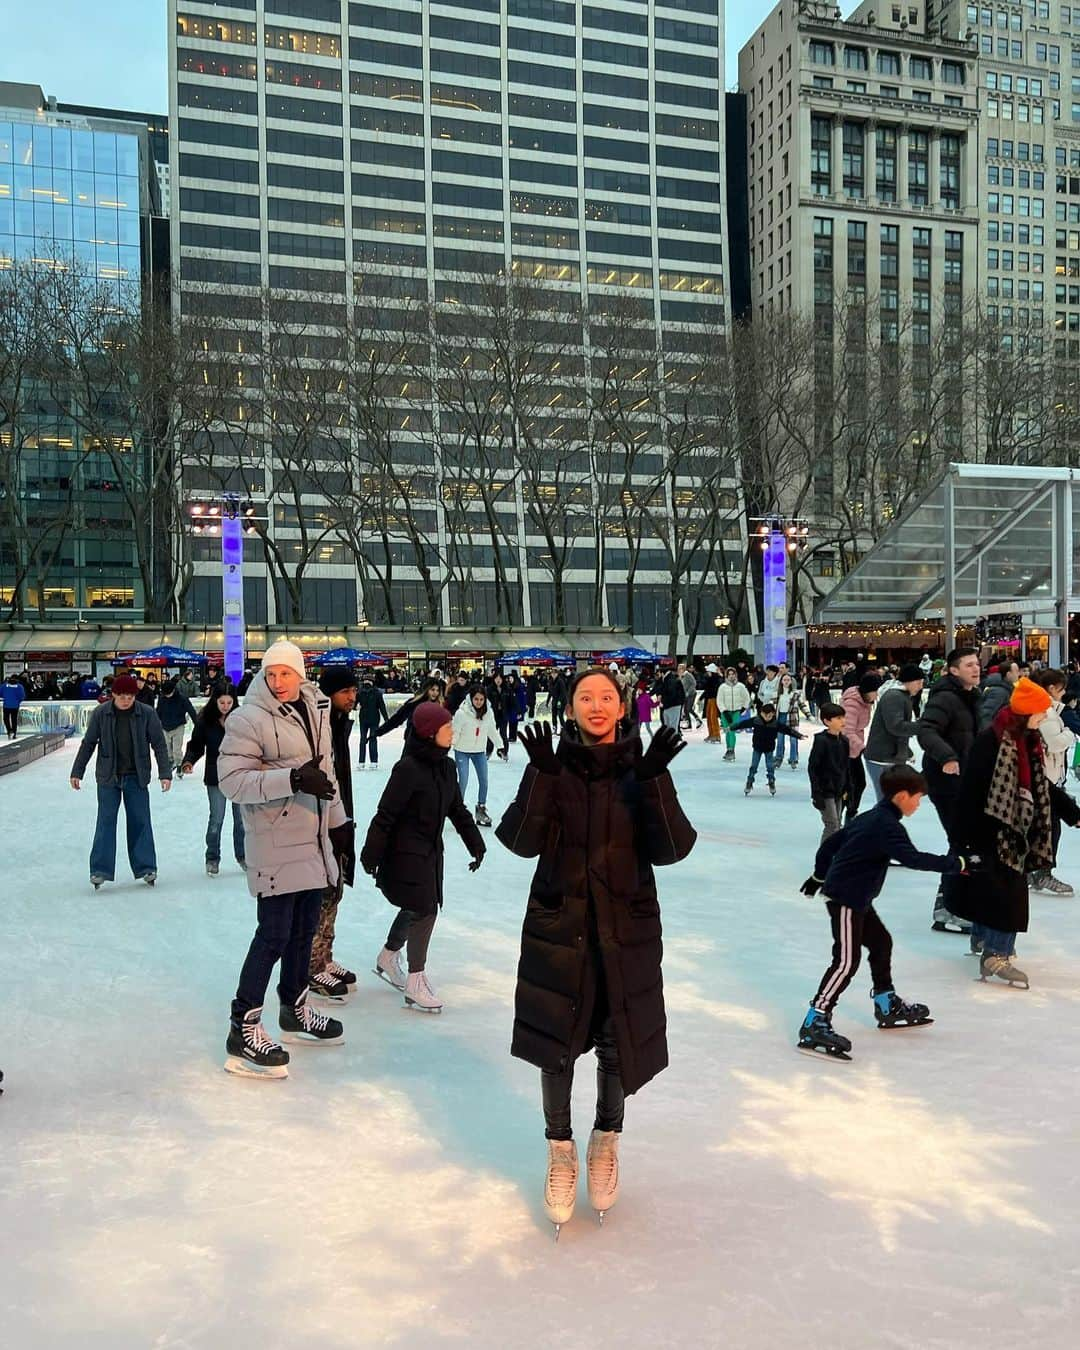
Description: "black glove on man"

(635, 725), (685, 781)
(291, 757), (336, 801)
(328, 821), (356, 886)
(518, 722), (560, 776)
(800, 875), (824, 897)
(468, 853), (484, 873)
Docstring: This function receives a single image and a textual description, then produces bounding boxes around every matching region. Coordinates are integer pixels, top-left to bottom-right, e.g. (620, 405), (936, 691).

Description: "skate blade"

(876, 1018), (934, 1029)
(308, 990), (349, 1004)
(932, 921), (971, 934)
(279, 1031), (345, 1045)
(224, 1056), (288, 1080)
(796, 1042), (852, 1061)
(403, 999), (443, 1014)
(976, 976), (1029, 990)
(373, 968), (406, 991)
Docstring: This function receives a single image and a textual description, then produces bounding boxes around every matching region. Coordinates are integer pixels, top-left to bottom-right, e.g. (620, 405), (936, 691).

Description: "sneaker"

(326, 959), (357, 991)
(374, 945), (406, 990)
(309, 968), (349, 1001)
(225, 1007), (289, 1079)
(279, 989), (344, 1044)
(586, 1129), (620, 1222)
(404, 970), (443, 1013)
(475, 805), (492, 827)
(206, 861), (219, 877)
(544, 1139), (579, 1237)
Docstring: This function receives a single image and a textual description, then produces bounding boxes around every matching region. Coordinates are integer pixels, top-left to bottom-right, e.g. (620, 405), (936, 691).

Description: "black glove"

(811, 797), (824, 811)
(360, 848), (378, 878)
(518, 722), (560, 775)
(468, 853), (484, 873)
(291, 757), (335, 801)
(800, 875), (824, 897)
(636, 725), (685, 781)
(329, 822), (356, 886)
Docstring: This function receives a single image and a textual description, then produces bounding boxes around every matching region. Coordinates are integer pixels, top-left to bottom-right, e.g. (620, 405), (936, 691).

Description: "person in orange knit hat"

(947, 676), (1080, 988)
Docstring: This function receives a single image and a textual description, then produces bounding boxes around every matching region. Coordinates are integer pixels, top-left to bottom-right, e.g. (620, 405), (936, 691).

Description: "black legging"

(2, 708), (18, 736)
(542, 1016), (624, 1141)
(357, 723), (378, 765)
(550, 700), (566, 731)
(385, 908), (436, 973)
(495, 714), (510, 755)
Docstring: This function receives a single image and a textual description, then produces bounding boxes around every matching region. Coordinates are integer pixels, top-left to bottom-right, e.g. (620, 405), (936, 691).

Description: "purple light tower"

(762, 525), (788, 667)
(221, 503), (245, 686)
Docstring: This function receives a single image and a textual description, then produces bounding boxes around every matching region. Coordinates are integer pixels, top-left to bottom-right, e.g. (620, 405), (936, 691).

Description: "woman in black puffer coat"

(181, 688), (246, 875)
(361, 700), (485, 1012)
(496, 668), (696, 1235)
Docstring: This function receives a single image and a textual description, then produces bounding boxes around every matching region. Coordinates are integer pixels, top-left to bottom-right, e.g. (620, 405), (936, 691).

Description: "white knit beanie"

(261, 640), (306, 678)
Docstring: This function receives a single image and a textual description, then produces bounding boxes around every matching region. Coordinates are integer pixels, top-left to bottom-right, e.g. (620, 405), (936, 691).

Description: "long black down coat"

(360, 737), (485, 916)
(945, 724), (1080, 933)
(496, 729), (697, 1096)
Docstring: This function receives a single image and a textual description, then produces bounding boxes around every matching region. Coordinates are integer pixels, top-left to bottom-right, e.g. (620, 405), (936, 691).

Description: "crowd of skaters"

(8, 638), (1073, 1228)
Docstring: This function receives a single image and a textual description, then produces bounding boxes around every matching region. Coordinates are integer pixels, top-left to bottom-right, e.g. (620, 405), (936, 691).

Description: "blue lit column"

(763, 526), (788, 666)
(221, 497), (245, 686)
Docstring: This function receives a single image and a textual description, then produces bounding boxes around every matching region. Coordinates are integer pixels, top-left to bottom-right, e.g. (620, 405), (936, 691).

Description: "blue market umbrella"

(599, 645), (657, 663)
(112, 644), (207, 667)
(311, 648), (384, 666)
(508, 646), (574, 664)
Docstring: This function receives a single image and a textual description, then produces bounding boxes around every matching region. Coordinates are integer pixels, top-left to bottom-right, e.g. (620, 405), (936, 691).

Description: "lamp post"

(186, 492), (263, 684)
(713, 613), (731, 649)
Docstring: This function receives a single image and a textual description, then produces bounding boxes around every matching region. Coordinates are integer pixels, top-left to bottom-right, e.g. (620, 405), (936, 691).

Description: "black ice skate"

(475, 805), (492, 827)
(744, 779), (753, 796)
(873, 990), (933, 1029)
(325, 959), (357, 991)
(279, 989), (345, 1044)
(141, 871), (157, 886)
(309, 968), (349, 1002)
(768, 781), (776, 796)
(206, 861), (219, 877)
(225, 1007), (290, 1079)
(797, 1007), (852, 1060)
(90, 874), (108, 890)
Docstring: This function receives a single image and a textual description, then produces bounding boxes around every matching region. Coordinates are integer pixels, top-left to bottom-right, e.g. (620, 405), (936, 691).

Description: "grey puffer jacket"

(218, 672), (347, 899)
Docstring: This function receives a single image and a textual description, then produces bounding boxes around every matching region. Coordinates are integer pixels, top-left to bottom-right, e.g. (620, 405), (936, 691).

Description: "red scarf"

(991, 704), (1042, 792)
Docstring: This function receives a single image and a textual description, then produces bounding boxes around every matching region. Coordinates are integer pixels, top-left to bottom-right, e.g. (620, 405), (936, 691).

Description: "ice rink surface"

(1, 723), (1078, 1350)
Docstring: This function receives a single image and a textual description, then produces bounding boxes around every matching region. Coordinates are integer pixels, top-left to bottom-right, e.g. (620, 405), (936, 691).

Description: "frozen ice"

(1, 726), (1077, 1348)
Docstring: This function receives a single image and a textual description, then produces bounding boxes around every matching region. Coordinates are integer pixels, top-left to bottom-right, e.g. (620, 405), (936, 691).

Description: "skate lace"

(547, 1147), (577, 1203)
(298, 1000), (331, 1032)
(416, 973), (436, 999)
(590, 1137), (619, 1192)
(243, 1019), (280, 1057)
(326, 960), (351, 978)
(311, 970), (338, 988)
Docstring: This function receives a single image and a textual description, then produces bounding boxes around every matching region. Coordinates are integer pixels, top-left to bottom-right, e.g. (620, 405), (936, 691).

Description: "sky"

(0, 1), (773, 114)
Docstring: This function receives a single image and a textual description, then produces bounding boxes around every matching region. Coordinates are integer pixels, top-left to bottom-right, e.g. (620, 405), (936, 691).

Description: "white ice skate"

(544, 1139), (579, 1241)
(586, 1129), (620, 1225)
(403, 971), (443, 1013)
(374, 946), (406, 990)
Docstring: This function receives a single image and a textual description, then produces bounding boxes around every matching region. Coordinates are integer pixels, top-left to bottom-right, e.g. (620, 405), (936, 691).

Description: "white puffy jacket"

(451, 701), (499, 754)
(1039, 700), (1076, 787)
(218, 672), (346, 899)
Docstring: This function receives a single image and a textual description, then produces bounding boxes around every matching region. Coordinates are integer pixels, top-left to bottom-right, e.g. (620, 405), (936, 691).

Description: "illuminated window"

(176, 15), (257, 44)
(585, 264), (653, 288)
(265, 25), (341, 58)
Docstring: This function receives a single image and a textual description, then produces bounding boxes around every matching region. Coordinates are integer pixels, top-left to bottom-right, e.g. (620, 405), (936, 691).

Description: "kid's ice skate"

(326, 958), (357, 991)
(475, 805), (492, 827)
(309, 968), (349, 1001)
(796, 1007), (852, 1060)
(872, 990), (933, 1029)
(544, 1139), (579, 1241)
(586, 1129), (620, 1225)
(279, 989), (345, 1044)
(374, 945), (406, 990)
(768, 781), (776, 796)
(224, 1007), (289, 1079)
(979, 953), (1030, 989)
(404, 971), (443, 1013)
(206, 861), (219, 877)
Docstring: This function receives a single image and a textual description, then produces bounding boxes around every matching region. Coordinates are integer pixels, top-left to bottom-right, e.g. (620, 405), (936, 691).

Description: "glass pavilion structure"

(808, 464), (1078, 665)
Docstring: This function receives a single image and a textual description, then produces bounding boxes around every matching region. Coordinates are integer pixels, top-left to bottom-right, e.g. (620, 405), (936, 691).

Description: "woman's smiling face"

(571, 674), (621, 744)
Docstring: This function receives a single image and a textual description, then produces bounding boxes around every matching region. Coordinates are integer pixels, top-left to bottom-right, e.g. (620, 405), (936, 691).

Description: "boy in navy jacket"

(797, 763), (967, 1059)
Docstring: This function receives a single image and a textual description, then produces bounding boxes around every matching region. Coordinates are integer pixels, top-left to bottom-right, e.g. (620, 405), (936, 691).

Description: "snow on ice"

(0, 726), (1076, 1349)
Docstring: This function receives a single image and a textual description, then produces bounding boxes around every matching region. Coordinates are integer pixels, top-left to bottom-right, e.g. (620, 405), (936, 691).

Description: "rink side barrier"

(0, 732), (68, 777)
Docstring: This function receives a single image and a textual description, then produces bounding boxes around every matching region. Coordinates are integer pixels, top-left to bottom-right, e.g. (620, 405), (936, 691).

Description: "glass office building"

(0, 84), (159, 619)
(171, 1), (736, 643)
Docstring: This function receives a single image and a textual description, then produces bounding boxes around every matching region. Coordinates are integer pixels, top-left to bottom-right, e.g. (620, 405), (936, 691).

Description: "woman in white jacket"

(1032, 668), (1076, 895)
(452, 685), (500, 828)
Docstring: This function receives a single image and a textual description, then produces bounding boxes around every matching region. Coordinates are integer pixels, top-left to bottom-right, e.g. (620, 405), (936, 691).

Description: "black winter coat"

(807, 729), (851, 801)
(328, 707), (355, 820)
(360, 738), (485, 916)
(813, 799), (959, 913)
(496, 730), (697, 1096)
(356, 686), (388, 730)
(917, 674), (982, 773)
(945, 726), (1080, 933)
(183, 718), (228, 786)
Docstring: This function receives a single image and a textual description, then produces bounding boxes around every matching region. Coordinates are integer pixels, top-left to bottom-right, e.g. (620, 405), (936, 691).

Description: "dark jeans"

(206, 785), (245, 864)
(846, 756), (867, 819)
(972, 922), (1017, 957)
(813, 902), (894, 1016)
(3, 707), (17, 735)
(550, 700), (566, 731)
(747, 748), (775, 785)
(776, 718), (800, 764)
(386, 908), (437, 973)
(357, 723), (378, 765)
(232, 887), (324, 1020)
(927, 767), (963, 916)
(90, 775), (156, 879)
(541, 1016), (624, 1142)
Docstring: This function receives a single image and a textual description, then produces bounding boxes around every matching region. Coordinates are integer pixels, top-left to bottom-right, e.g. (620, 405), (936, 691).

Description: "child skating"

(797, 764), (965, 1060)
(734, 703), (804, 795)
(496, 669), (696, 1239)
(807, 701), (850, 841)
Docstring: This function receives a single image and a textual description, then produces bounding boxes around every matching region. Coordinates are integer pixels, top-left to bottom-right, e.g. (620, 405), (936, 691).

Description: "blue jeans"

(91, 775), (156, 879)
(455, 749), (489, 806)
(232, 887), (324, 1019)
(206, 785), (245, 865)
(776, 719), (799, 764)
(972, 922), (1017, 956)
(747, 749), (775, 785)
(357, 723), (378, 765)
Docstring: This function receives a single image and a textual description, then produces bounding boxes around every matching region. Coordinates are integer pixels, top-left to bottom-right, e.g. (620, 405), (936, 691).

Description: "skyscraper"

(170, 1), (737, 645)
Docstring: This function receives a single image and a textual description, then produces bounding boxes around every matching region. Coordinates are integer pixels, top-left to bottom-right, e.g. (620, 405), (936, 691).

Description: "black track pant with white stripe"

(812, 901), (893, 1016)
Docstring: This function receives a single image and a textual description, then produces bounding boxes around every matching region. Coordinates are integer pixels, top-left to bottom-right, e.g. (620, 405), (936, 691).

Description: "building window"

(876, 124), (897, 202)
(877, 51), (901, 76)
(844, 46), (868, 70)
(811, 116), (832, 196)
(810, 40), (835, 66)
(842, 122), (864, 198)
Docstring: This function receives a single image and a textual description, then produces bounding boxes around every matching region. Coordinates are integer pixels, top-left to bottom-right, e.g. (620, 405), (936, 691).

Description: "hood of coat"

(556, 723), (640, 779)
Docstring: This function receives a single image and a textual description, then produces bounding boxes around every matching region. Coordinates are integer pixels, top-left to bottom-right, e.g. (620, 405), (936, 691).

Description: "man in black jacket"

(797, 764), (965, 1058)
(656, 668), (685, 734)
(69, 674), (172, 887)
(864, 664), (924, 801)
(916, 646), (983, 933)
(308, 667), (359, 1000)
